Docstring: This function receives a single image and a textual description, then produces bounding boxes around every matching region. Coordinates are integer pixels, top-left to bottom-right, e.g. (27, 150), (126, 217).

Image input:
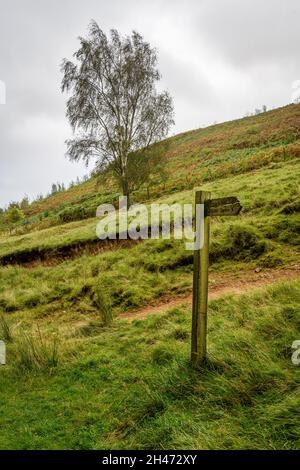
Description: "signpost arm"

(191, 190), (211, 369)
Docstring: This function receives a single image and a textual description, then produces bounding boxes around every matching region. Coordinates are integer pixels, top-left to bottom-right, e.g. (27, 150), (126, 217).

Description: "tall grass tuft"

(16, 327), (59, 373)
(93, 279), (113, 326)
(0, 314), (13, 342)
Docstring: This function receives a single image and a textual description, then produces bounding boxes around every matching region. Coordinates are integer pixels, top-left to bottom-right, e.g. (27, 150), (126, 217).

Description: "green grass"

(0, 157), (298, 264)
(0, 160), (298, 315)
(0, 280), (299, 449)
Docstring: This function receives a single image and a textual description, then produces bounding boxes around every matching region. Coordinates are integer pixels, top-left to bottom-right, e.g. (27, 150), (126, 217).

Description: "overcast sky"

(0, 0), (299, 207)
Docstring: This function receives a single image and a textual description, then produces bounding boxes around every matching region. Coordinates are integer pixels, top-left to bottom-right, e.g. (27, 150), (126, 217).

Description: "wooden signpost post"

(191, 190), (242, 369)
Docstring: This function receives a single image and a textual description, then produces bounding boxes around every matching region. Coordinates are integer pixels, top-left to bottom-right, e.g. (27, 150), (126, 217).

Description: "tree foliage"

(5, 207), (24, 229)
(123, 141), (169, 197)
(61, 20), (174, 205)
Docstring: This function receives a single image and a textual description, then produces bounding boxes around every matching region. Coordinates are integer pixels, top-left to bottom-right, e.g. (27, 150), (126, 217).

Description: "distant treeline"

(0, 173), (90, 214)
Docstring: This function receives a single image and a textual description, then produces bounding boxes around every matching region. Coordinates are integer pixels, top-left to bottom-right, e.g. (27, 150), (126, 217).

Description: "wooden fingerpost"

(191, 190), (242, 368)
(191, 190), (211, 369)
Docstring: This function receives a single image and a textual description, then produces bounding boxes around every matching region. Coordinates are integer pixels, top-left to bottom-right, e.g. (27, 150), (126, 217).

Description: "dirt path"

(119, 264), (300, 321)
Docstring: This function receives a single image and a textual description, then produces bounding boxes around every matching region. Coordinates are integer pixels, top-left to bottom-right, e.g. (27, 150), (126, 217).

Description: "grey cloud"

(194, 0), (300, 67)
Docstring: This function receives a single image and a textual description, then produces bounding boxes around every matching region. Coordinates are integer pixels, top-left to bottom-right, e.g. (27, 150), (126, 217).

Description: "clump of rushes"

(15, 327), (59, 373)
(93, 279), (113, 326)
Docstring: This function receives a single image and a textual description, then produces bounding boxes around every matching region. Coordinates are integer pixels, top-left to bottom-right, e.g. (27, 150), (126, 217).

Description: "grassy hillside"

(0, 104), (299, 450)
(0, 158), (299, 264)
(0, 158), (298, 314)
(1, 103), (299, 234)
